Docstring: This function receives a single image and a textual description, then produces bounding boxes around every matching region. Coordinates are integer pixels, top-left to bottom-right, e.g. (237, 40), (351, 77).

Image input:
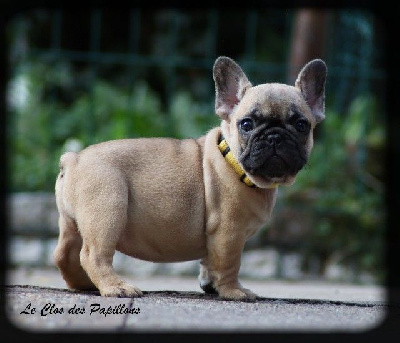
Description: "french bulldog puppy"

(54, 56), (327, 300)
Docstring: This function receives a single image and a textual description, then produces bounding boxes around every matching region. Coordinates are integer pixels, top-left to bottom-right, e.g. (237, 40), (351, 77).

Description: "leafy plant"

(7, 61), (218, 192)
(275, 95), (386, 282)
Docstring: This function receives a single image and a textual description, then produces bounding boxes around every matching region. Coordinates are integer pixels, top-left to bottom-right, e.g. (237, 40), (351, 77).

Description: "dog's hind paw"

(100, 283), (143, 298)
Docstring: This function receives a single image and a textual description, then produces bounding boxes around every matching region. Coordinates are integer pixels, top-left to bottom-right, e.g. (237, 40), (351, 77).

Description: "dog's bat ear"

(295, 59), (327, 124)
(213, 56), (252, 121)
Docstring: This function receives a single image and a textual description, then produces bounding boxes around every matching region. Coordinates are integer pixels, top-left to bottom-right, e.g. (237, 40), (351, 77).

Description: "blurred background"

(6, 8), (386, 285)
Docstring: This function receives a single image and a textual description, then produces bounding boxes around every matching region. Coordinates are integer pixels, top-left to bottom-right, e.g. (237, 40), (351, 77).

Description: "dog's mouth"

(239, 133), (307, 181)
(244, 155), (303, 187)
(248, 154), (291, 177)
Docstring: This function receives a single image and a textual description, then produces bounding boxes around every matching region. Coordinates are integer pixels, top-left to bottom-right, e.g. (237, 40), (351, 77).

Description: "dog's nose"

(267, 133), (282, 146)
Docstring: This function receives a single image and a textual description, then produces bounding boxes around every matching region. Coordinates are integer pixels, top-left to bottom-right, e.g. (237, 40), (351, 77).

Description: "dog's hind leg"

(78, 222), (143, 298)
(76, 172), (142, 298)
(54, 213), (96, 290)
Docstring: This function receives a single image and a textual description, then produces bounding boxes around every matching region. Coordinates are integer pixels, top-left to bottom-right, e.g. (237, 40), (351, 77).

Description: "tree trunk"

(288, 9), (329, 84)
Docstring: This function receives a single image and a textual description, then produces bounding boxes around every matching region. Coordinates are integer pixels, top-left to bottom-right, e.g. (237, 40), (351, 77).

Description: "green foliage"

(7, 61), (218, 192)
(279, 95), (386, 281)
(169, 92), (219, 139)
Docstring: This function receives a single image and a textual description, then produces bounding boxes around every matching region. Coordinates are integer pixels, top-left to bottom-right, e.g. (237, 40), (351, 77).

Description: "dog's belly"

(116, 221), (207, 262)
(117, 183), (207, 262)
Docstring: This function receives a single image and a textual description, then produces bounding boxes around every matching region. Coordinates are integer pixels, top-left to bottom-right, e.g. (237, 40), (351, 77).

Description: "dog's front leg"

(199, 257), (218, 294)
(205, 230), (257, 300)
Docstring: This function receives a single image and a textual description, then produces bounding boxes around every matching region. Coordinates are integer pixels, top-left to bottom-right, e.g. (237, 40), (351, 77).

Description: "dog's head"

(213, 56), (327, 188)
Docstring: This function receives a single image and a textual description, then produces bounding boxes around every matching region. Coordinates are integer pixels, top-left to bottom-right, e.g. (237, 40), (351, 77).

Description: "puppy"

(54, 56), (327, 300)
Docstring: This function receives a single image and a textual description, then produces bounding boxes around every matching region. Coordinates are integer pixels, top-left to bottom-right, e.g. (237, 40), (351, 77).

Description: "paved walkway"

(5, 268), (389, 333)
(7, 267), (386, 302)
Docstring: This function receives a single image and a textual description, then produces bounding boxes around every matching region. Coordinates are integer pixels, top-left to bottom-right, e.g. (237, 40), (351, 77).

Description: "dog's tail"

(55, 152), (78, 218)
(59, 151), (77, 171)
(57, 152), (78, 183)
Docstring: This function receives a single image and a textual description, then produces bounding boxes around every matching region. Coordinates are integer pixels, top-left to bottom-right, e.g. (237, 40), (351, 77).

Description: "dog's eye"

(240, 118), (254, 132)
(295, 119), (309, 133)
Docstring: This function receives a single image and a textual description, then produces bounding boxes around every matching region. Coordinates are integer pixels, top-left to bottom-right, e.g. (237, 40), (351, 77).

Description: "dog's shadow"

(71, 288), (257, 302)
(7, 285), (376, 306)
(68, 288), (304, 304)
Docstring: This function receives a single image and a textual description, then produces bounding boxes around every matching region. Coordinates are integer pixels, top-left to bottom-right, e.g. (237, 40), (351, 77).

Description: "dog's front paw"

(217, 285), (257, 300)
(200, 280), (218, 294)
(100, 282), (143, 298)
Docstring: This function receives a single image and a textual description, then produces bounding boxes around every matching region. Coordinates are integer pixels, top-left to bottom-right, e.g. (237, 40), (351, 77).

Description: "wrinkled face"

(224, 83), (316, 187)
(213, 56), (326, 188)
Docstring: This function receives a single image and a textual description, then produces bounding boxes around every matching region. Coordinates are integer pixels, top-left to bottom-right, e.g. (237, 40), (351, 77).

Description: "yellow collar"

(218, 135), (278, 189)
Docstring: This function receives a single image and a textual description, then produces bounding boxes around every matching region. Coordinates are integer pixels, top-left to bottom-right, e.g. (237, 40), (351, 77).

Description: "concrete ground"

(6, 267), (386, 303)
(4, 267), (390, 333)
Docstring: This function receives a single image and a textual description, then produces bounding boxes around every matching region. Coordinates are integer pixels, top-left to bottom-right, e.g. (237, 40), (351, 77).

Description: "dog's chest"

(243, 188), (277, 239)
